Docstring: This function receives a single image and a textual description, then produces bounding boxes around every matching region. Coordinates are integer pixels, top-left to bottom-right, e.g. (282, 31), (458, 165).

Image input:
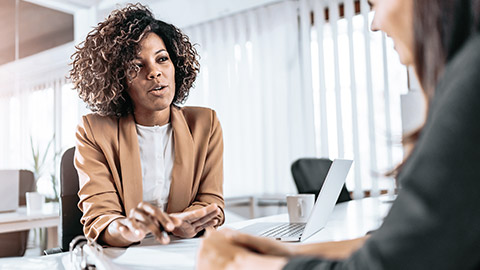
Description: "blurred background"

(0, 0), (425, 205)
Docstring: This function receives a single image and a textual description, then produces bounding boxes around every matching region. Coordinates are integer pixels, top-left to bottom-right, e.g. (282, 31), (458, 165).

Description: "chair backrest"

(18, 170), (35, 206)
(291, 158), (351, 204)
(59, 147), (84, 251)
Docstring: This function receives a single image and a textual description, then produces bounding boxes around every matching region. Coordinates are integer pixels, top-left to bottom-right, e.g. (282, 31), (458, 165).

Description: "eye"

(157, 56), (169, 63)
(134, 62), (143, 68)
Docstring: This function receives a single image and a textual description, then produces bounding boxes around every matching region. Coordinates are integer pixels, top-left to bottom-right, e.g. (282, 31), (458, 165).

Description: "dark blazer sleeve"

(284, 35), (480, 270)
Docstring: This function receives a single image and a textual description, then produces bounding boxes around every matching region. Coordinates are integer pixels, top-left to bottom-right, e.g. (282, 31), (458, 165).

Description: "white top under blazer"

(136, 123), (174, 211)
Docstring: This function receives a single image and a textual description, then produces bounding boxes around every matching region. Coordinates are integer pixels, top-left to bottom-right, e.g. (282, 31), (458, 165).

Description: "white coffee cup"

(26, 192), (45, 214)
(286, 194), (315, 223)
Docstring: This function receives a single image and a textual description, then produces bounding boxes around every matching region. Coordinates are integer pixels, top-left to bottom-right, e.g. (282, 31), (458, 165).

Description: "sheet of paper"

(102, 237), (200, 270)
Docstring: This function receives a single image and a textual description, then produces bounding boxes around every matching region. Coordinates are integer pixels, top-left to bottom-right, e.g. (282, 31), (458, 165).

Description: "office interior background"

(0, 0), (425, 206)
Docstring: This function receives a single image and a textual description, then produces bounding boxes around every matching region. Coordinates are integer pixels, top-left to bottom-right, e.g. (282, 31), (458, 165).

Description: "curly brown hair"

(69, 3), (199, 117)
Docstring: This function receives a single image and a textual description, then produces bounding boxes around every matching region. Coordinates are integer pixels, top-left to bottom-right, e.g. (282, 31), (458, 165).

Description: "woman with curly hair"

(70, 3), (224, 247)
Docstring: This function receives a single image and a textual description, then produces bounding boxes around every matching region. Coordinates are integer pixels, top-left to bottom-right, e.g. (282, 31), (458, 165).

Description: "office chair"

(0, 170), (35, 257)
(45, 147), (84, 254)
(291, 158), (351, 204)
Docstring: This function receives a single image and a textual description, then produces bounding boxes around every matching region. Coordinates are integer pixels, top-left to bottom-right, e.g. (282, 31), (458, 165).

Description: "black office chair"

(0, 170), (35, 257)
(45, 147), (84, 254)
(291, 158), (351, 204)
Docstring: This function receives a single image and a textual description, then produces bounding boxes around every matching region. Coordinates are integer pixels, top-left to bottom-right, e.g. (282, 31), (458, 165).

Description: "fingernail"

(162, 231), (168, 240)
(135, 229), (141, 236)
(166, 223), (174, 231)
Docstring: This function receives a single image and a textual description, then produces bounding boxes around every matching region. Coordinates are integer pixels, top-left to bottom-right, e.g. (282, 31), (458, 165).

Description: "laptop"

(0, 170), (20, 213)
(239, 159), (353, 242)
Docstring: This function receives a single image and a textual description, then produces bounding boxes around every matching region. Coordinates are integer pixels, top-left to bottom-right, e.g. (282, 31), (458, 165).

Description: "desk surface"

(0, 196), (393, 270)
(228, 196), (393, 243)
(0, 203), (59, 234)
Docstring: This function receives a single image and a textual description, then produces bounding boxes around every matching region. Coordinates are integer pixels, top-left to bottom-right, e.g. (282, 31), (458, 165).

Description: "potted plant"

(30, 135), (60, 202)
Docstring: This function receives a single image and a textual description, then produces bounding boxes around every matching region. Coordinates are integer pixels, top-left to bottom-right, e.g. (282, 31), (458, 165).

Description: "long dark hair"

(413, 0), (480, 97)
(392, 0), (480, 177)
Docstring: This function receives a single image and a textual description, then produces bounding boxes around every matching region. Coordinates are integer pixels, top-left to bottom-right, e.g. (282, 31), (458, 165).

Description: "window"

(308, 0), (407, 197)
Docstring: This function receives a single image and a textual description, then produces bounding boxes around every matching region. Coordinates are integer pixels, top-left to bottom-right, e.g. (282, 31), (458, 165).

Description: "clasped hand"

(196, 228), (291, 270)
(107, 203), (220, 246)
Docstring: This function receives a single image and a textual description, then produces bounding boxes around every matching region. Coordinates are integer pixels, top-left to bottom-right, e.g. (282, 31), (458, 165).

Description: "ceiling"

(0, 0), (74, 65)
(0, 0), (284, 66)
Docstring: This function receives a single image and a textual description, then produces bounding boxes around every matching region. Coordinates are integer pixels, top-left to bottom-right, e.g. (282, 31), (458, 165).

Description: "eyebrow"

(134, 49), (168, 60)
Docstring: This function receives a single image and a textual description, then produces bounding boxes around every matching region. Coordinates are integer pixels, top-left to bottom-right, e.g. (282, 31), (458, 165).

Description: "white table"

(0, 196), (393, 269)
(227, 196), (393, 243)
(0, 203), (59, 249)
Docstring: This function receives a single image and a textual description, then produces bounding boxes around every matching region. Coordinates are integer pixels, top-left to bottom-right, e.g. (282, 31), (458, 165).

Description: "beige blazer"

(74, 106), (224, 241)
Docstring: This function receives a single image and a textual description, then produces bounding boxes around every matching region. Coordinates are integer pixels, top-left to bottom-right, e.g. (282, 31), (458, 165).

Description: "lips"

(149, 84), (168, 92)
(148, 85), (168, 95)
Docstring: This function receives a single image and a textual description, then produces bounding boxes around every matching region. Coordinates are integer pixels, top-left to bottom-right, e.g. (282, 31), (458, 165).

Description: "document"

(104, 237), (199, 270)
(66, 236), (199, 270)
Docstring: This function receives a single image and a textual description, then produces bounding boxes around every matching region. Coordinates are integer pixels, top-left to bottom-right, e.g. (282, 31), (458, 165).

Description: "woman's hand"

(226, 229), (295, 257)
(170, 203), (221, 238)
(226, 228), (369, 260)
(197, 228), (288, 270)
(102, 202), (181, 247)
(102, 203), (222, 246)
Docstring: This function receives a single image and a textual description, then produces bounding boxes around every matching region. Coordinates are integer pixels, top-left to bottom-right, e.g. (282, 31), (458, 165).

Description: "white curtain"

(184, 0), (407, 198)
(184, 1), (316, 197)
(0, 43), (76, 198)
(304, 0), (406, 198)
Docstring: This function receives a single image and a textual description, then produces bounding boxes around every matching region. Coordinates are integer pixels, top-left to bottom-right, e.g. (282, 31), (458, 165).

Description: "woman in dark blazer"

(197, 0), (480, 269)
(71, 4), (224, 247)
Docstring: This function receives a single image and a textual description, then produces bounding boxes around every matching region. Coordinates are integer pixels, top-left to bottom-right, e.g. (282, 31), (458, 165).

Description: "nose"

(147, 66), (162, 80)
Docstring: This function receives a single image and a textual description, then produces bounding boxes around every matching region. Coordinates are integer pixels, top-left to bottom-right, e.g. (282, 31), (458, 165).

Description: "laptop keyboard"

(260, 223), (306, 238)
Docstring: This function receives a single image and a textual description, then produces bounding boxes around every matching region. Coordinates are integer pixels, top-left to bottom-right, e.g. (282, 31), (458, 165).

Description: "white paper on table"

(95, 237), (200, 270)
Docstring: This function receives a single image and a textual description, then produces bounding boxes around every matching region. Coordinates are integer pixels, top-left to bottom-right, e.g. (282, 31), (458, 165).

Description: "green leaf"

(39, 136), (54, 172)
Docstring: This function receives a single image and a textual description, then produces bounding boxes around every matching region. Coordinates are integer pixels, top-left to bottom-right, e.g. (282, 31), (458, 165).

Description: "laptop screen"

(301, 159), (353, 240)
